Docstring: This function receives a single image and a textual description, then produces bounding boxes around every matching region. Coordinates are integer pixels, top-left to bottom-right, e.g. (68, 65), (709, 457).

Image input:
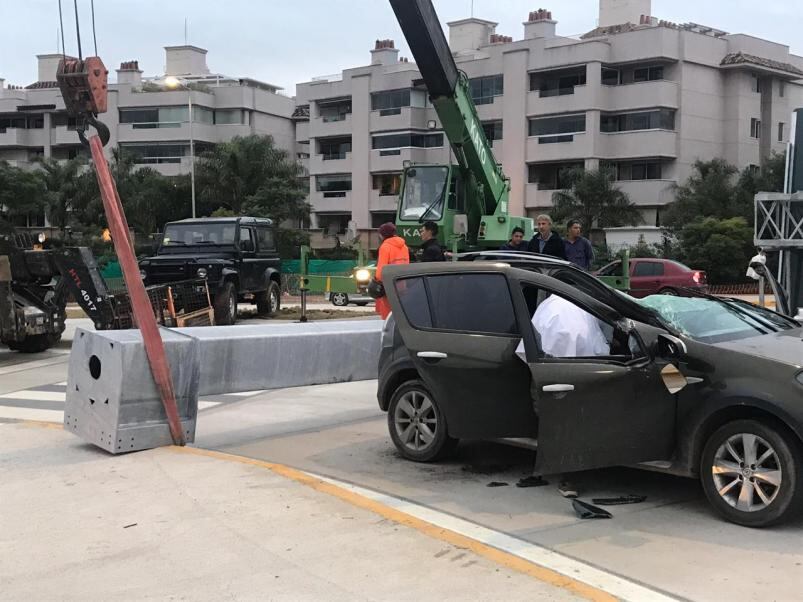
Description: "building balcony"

(309, 152), (353, 174)
(602, 80), (679, 112)
(117, 122), (217, 143)
(614, 179), (677, 206)
(526, 132), (592, 163)
(54, 126), (81, 146)
(475, 101), (503, 122)
(215, 124), (253, 142)
(525, 184), (558, 209)
(0, 128), (46, 147)
(369, 147), (450, 172)
(369, 107), (430, 132)
(310, 190), (352, 213)
(311, 114), (353, 137)
(527, 85), (591, 116)
(599, 129), (677, 159)
(370, 190), (398, 212)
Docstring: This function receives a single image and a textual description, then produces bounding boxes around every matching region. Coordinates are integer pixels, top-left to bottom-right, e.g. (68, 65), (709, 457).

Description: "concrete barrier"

(65, 320), (383, 454)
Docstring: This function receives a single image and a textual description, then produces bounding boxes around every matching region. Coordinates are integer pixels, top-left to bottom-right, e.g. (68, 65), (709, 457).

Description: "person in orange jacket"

(375, 222), (409, 320)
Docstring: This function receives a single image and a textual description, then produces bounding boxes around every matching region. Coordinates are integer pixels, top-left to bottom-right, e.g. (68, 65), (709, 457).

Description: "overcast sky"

(1, 0), (802, 96)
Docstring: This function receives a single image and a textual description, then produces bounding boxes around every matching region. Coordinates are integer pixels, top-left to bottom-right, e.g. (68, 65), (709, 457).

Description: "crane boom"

(389, 0), (508, 215)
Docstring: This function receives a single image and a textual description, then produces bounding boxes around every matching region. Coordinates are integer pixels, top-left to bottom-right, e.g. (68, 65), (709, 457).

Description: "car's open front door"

(515, 275), (678, 475)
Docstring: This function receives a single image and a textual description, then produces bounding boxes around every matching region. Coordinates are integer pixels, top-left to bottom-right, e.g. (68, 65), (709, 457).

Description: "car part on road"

(700, 419), (803, 527)
(572, 499), (613, 519)
(388, 379), (458, 462)
(516, 475), (549, 488)
(592, 495), (647, 506)
(487, 482), (509, 488)
(558, 482), (579, 498)
(65, 320), (383, 453)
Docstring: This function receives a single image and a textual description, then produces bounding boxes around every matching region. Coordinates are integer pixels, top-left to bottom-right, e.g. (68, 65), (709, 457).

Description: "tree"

(35, 157), (89, 234)
(194, 134), (310, 224)
(676, 217), (754, 284)
(663, 159), (748, 230)
(551, 167), (642, 234)
(0, 160), (46, 232)
(737, 151), (787, 210)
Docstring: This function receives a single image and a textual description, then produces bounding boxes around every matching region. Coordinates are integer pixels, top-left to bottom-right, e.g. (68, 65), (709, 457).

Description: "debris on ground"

(592, 495), (647, 506)
(572, 499), (613, 520)
(516, 475), (549, 488)
(558, 481), (579, 498)
(486, 481), (509, 488)
(239, 308), (375, 321)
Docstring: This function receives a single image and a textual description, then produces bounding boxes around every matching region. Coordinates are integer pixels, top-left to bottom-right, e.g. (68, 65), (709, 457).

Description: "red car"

(596, 258), (707, 298)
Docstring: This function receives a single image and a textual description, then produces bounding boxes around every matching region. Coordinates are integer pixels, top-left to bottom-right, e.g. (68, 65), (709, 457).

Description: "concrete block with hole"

(65, 320), (383, 453)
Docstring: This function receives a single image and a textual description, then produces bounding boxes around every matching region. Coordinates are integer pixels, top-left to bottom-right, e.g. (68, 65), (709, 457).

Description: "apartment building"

(296, 0), (803, 248)
(0, 46), (296, 225)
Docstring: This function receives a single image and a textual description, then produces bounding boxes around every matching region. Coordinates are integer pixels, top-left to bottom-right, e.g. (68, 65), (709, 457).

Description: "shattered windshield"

(399, 166), (448, 221)
(639, 295), (797, 344)
(161, 223), (237, 247)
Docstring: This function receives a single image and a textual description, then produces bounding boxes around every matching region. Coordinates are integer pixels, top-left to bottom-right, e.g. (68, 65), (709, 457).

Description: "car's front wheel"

(331, 292), (349, 307)
(700, 419), (803, 527)
(387, 380), (458, 462)
(214, 282), (238, 325)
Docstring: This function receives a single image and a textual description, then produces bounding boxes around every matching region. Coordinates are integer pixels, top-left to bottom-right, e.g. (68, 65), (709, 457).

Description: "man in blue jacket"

(564, 219), (594, 270)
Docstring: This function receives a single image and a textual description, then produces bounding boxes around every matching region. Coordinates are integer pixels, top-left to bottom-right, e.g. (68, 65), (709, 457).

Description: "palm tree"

(551, 167), (642, 234)
(35, 157), (87, 234)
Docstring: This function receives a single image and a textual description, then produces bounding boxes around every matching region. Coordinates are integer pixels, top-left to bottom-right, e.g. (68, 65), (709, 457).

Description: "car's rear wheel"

(214, 282), (238, 325)
(388, 380), (458, 462)
(257, 281), (281, 316)
(331, 292), (349, 307)
(700, 419), (803, 527)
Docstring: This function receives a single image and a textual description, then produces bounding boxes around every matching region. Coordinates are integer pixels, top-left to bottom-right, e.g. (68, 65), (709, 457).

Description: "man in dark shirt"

(419, 221), (445, 262)
(501, 227), (527, 251)
(527, 214), (566, 259)
(564, 219), (594, 270)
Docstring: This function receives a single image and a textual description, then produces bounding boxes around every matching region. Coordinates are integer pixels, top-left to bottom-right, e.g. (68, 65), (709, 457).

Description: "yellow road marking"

(170, 445), (617, 602)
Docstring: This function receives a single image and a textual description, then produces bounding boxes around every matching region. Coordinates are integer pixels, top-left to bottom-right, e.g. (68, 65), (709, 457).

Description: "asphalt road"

(3, 318), (802, 601)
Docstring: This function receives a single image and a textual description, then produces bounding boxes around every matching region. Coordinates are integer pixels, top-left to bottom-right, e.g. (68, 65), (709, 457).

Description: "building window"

(316, 174), (352, 197)
(120, 143), (189, 164)
(318, 98), (352, 123)
(780, 81), (786, 98)
(371, 89), (411, 115)
(318, 213), (351, 235)
(607, 160), (663, 180)
(530, 67), (586, 97)
(600, 109), (675, 133)
(119, 106), (212, 128)
(371, 212), (397, 228)
(528, 162), (583, 189)
(214, 109), (244, 125)
(751, 74), (762, 93)
(528, 113), (586, 139)
(778, 122), (785, 143)
(469, 75), (504, 105)
(633, 66), (664, 82)
(371, 132), (444, 150)
(750, 118), (762, 139)
(0, 116), (27, 131)
(482, 121), (503, 142)
(601, 68), (620, 86)
(372, 173), (402, 196)
(318, 137), (352, 160)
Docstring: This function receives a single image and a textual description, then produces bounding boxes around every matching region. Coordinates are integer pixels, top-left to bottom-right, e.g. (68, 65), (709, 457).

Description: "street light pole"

(188, 90), (195, 218)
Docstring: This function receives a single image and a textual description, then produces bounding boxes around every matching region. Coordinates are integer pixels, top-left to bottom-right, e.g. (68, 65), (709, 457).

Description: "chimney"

(523, 9), (557, 39)
(37, 53), (70, 83)
(116, 60), (143, 87)
(371, 39), (399, 66)
(447, 18), (498, 54)
(164, 45), (210, 76)
(489, 34), (514, 45)
(599, 0), (651, 27)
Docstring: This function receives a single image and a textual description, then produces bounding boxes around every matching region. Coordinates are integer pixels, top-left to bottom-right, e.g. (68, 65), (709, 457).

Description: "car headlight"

(355, 269), (371, 283)
(139, 269), (147, 280)
(196, 267), (208, 279)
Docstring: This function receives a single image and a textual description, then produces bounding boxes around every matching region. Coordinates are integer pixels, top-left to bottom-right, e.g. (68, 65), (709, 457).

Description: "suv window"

(427, 273), (517, 335)
(240, 227), (255, 250)
(256, 227), (275, 251)
(396, 277), (432, 328)
(633, 261), (663, 277)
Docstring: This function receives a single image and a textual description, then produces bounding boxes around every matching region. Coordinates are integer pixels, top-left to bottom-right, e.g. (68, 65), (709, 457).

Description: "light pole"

(164, 76), (196, 218)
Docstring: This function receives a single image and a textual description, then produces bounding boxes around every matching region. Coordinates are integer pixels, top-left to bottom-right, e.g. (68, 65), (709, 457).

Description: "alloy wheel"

(393, 390), (438, 452)
(712, 433), (782, 512)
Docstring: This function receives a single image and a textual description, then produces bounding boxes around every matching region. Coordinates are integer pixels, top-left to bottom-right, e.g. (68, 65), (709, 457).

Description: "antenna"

(471, 0), (474, 17)
(184, 18), (188, 44)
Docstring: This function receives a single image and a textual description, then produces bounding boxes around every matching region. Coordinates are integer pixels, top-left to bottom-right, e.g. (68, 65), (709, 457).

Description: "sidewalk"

(0, 423), (578, 602)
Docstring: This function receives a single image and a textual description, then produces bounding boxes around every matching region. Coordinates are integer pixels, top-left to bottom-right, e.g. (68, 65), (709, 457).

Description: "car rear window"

(395, 277), (432, 329)
(426, 273), (518, 335)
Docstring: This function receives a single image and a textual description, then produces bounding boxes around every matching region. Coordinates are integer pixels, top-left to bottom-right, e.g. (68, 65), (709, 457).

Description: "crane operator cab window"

(399, 166), (448, 221)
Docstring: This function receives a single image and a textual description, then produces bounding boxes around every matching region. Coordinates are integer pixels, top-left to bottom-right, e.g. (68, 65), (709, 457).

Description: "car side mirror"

(240, 240), (255, 252)
(655, 334), (687, 361)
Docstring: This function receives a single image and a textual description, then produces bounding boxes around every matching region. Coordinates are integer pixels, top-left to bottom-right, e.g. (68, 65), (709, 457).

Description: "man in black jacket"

(419, 221), (445, 262)
(527, 214), (566, 259)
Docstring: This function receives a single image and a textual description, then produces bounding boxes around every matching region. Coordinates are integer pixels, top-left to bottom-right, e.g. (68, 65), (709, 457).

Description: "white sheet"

(516, 294), (610, 360)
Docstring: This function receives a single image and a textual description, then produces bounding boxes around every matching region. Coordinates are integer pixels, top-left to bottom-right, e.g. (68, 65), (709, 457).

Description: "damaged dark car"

(377, 262), (803, 527)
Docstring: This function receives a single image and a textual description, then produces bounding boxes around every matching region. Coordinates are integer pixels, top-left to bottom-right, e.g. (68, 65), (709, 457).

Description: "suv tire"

(214, 281), (238, 325)
(388, 379), (458, 462)
(700, 418), (803, 527)
(257, 281), (281, 316)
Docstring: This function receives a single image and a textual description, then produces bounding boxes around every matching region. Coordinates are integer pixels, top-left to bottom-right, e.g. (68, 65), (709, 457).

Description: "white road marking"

(0, 355), (69, 376)
(312, 474), (677, 602)
(0, 407), (63, 423)
(198, 401), (221, 410)
(228, 390), (268, 397)
(56, 381), (68, 386)
(0, 390), (66, 402)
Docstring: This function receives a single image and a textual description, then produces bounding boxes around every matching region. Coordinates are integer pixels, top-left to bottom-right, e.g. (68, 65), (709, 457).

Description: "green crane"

(388, 0), (534, 251)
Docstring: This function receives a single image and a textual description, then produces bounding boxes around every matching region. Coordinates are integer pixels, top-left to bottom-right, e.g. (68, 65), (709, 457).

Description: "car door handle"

(542, 384), (575, 393)
(417, 351), (448, 359)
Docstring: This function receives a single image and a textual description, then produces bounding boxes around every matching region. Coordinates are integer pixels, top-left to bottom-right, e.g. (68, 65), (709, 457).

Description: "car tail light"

(692, 271), (706, 284)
